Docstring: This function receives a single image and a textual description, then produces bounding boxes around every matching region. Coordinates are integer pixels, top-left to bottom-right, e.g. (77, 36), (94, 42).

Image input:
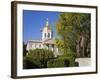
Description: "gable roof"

(43, 39), (55, 44)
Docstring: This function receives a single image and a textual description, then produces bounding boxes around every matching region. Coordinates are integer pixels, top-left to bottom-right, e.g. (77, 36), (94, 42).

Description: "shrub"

(58, 48), (76, 67)
(47, 58), (65, 68)
(23, 57), (40, 69)
(75, 62), (79, 67)
(23, 49), (54, 69)
(47, 54), (76, 68)
(58, 55), (76, 67)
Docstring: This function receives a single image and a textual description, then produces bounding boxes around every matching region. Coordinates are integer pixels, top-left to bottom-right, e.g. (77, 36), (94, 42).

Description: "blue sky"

(23, 10), (60, 43)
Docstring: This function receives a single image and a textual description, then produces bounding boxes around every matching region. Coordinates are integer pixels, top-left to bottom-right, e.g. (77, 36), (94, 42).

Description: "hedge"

(47, 55), (76, 68)
(47, 58), (64, 68)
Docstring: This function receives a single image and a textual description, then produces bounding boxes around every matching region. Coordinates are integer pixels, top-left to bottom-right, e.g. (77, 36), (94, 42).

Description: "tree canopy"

(55, 12), (91, 57)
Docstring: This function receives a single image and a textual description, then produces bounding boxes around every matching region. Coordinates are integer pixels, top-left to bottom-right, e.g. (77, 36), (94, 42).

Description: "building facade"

(26, 19), (60, 57)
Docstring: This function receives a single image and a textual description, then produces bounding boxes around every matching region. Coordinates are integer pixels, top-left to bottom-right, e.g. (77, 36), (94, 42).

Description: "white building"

(26, 19), (60, 57)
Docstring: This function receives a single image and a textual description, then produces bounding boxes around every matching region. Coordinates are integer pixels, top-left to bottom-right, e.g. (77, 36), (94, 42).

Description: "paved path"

(75, 58), (91, 67)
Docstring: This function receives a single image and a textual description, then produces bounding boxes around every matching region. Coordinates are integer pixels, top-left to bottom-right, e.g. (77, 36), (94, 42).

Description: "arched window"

(39, 44), (41, 48)
(48, 33), (50, 38)
(44, 33), (46, 38)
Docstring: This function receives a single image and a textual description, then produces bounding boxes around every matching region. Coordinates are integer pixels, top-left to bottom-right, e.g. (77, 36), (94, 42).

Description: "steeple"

(42, 18), (53, 41)
(46, 18), (49, 27)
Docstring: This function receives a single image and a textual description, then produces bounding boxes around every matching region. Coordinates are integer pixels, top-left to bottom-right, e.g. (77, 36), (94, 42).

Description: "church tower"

(41, 18), (53, 41)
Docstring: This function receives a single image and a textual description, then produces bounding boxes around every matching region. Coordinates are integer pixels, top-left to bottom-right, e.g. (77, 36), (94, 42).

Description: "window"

(39, 44), (41, 48)
(45, 33), (46, 38)
(48, 33), (50, 38)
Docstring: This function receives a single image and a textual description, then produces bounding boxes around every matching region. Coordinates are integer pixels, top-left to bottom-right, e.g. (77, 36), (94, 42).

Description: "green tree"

(23, 42), (27, 56)
(55, 12), (91, 57)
